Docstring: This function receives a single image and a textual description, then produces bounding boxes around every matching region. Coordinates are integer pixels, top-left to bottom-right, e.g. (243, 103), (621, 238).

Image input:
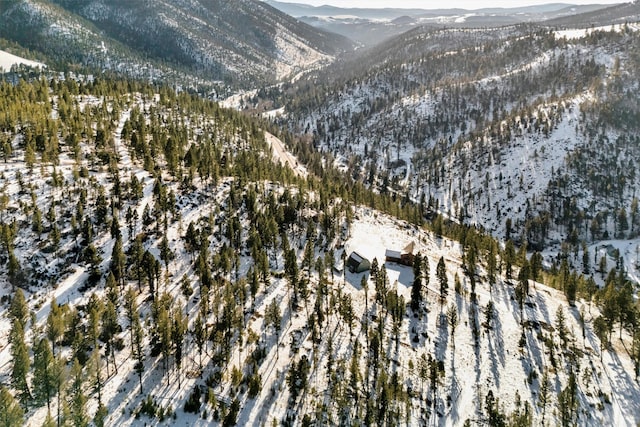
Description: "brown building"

(385, 242), (415, 266)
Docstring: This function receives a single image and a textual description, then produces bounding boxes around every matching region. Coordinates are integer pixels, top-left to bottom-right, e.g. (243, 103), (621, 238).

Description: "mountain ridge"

(265, 1), (618, 46)
(0, 0), (354, 88)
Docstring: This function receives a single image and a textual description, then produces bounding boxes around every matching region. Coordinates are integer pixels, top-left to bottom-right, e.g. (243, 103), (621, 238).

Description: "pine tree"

(593, 316), (609, 361)
(193, 312), (206, 370)
(436, 256), (448, 308)
(376, 263), (389, 305)
(537, 369), (550, 426)
(159, 235), (172, 273)
(557, 371), (578, 427)
(555, 307), (568, 348)
(410, 252), (423, 311)
(87, 294), (103, 351)
(33, 337), (56, 411)
(487, 242), (497, 295)
(143, 250), (158, 299)
(447, 304), (458, 348)
(265, 298), (282, 356)
(93, 404), (108, 427)
(124, 287), (137, 347)
(530, 251), (543, 282)
(509, 393), (532, 427)
(110, 235), (125, 289)
(128, 235), (144, 290)
(67, 359), (88, 427)
(100, 299), (119, 376)
(42, 411), (56, 427)
(9, 289), (28, 330)
(132, 309), (145, 395)
(155, 294), (172, 378)
(515, 282), (526, 325)
(171, 303), (187, 389)
(46, 298), (64, 356)
(89, 348), (103, 409)
(349, 342), (361, 405)
(422, 252), (431, 300)
(485, 389), (506, 426)
(0, 386), (24, 427)
(32, 206), (43, 235)
(9, 320), (30, 403)
(504, 240), (516, 280)
(52, 354), (67, 427)
(600, 282), (619, 343)
(484, 300), (495, 331)
(361, 275), (369, 345)
(105, 272), (118, 307)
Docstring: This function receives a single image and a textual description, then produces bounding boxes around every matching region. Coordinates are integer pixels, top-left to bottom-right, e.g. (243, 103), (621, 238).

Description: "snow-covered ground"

(555, 23), (640, 40)
(3, 20), (640, 423)
(273, 28), (333, 81)
(0, 49), (45, 72)
(265, 131), (308, 178)
(432, 93), (590, 237)
(341, 209), (640, 426)
(220, 89), (258, 110)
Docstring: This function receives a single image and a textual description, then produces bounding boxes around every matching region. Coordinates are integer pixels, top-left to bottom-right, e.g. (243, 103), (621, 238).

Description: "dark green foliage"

(138, 395), (163, 419)
(8, 289), (28, 330)
(222, 398), (241, 427)
(485, 389), (506, 427)
(1, 48), (633, 427)
(184, 386), (202, 414)
(68, 359), (88, 427)
(557, 372), (579, 427)
(93, 404), (107, 427)
(437, 256), (448, 306)
(32, 337), (56, 410)
(287, 356), (311, 401)
(248, 373), (262, 398)
(9, 320), (30, 403)
(0, 386), (24, 427)
(410, 252), (423, 311)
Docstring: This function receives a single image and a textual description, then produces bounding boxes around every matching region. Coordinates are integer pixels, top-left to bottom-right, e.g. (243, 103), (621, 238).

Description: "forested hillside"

(0, 70), (639, 426)
(265, 22), (640, 256)
(0, 0), (352, 89)
(2, 1), (640, 425)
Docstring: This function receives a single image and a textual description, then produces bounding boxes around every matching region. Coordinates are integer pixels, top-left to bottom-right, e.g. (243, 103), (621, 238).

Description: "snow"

(386, 249), (402, 259)
(272, 27), (333, 81)
(2, 33), (640, 422)
(344, 208), (640, 426)
(349, 251), (365, 263)
(265, 131), (308, 178)
(431, 93), (592, 239)
(555, 23), (640, 40)
(261, 107), (285, 119)
(0, 49), (45, 72)
(454, 13), (476, 23)
(219, 89), (257, 110)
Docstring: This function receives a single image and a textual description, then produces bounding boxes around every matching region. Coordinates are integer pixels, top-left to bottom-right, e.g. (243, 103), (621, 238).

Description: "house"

(385, 242), (416, 266)
(385, 249), (403, 264)
(347, 252), (371, 273)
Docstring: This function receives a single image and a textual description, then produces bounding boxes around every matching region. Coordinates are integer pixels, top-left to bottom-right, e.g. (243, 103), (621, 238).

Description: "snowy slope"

(0, 0), (352, 89)
(0, 49), (45, 72)
(274, 22), (640, 258)
(1, 65), (640, 426)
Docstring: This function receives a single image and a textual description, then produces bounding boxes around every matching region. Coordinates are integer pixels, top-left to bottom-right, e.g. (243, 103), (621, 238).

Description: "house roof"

(349, 252), (365, 264)
(386, 249), (402, 259)
(403, 241), (415, 254)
